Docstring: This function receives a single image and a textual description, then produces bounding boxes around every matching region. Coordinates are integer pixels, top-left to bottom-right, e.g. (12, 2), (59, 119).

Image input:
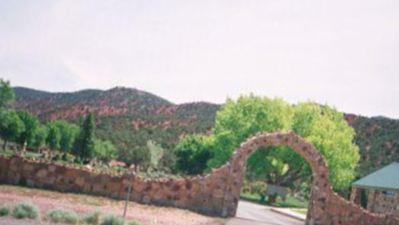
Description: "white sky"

(1, 0), (398, 118)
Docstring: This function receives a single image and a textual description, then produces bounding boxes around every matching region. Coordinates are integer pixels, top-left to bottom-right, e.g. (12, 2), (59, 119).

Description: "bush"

(12, 202), (39, 219)
(100, 214), (124, 225)
(0, 206), (10, 217)
(128, 221), (140, 225)
(46, 209), (78, 224)
(82, 211), (101, 225)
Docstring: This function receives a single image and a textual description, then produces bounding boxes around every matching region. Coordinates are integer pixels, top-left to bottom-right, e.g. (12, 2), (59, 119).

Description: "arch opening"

(216, 132), (399, 225)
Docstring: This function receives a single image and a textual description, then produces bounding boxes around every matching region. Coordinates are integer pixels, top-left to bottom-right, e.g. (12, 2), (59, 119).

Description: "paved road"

(226, 201), (304, 225)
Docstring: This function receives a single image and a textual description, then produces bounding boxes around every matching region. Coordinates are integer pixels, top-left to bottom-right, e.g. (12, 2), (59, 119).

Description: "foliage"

(174, 135), (214, 175)
(207, 95), (293, 168)
(205, 95), (359, 191)
(128, 221), (141, 225)
(16, 111), (39, 149)
(0, 79), (15, 108)
(147, 140), (164, 170)
(292, 103), (360, 190)
(13, 86), (219, 171)
(248, 181), (267, 202)
(12, 85), (391, 179)
(53, 120), (80, 152)
(46, 122), (61, 150)
(46, 209), (79, 224)
(12, 202), (39, 219)
(349, 115), (399, 176)
(100, 214), (124, 225)
(93, 139), (117, 162)
(74, 113), (95, 160)
(240, 192), (308, 208)
(0, 110), (25, 149)
(0, 206), (10, 217)
(32, 125), (47, 149)
(82, 211), (101, 225)
(118, 146), (150, 169)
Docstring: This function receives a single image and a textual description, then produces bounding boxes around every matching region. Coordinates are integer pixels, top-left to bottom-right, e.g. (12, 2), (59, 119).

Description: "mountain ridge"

(11, 86), (399, 176)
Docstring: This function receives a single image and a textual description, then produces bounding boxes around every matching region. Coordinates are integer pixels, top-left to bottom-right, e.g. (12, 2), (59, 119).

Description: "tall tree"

(73, 113), (95, 160)
(174, 135), (214, 175)
(16, 111), (39, 150)
(201, 95), (359, 194)
(0, 79), (15, 108)
(207, 95), (293, 168)
(46, 122), (61, 150)
(0, 110), (25, 150)
(118, 146), (150, 171)
(292, 102), (360, 190)
(93, 139), (117, 162)
(53, 120), (79, 152)
(32, 125), (47, 150)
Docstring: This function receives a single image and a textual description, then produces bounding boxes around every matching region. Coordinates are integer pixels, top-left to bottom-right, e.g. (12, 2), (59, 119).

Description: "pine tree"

(74, 113), (95, 160)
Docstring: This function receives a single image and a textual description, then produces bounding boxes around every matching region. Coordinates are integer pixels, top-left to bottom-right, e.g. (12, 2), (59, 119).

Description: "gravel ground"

(0, 185), (225, 225)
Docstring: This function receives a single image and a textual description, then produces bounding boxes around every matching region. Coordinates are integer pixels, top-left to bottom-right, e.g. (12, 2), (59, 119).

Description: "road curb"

(270, 208), (306, 221)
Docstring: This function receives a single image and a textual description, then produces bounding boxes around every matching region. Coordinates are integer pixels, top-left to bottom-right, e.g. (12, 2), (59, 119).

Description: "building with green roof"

(350, 162), (399, 216)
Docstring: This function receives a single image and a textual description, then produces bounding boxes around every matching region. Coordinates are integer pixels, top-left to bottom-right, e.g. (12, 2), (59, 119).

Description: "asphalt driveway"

(226, 201), (304, 225)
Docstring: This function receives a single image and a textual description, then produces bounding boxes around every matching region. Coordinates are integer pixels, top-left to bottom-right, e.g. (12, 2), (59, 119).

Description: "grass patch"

(292, 208), (307, 215)
(240, 192), (308, 208)
(24, 151), (42, 159)
(0, 149), (15, 157)
(82, 211), (101, 225)
(12, 202), (39, 219)
(46, 209), (79, 224)
(0, 206), (10, 217)
(273, 196), (307, 208)
(101, 214), (124, 225)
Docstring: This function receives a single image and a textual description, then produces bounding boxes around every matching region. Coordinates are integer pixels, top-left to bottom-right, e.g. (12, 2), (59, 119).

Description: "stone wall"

(1, 132), (398, 225)
(0, 155), (231, 216)
(368, 189), (399, 216)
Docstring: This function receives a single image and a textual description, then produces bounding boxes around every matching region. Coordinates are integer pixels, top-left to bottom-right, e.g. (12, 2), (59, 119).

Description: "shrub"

(12, 202), (39, 219)
(100, 214), (124, 225)
(128, 221), (140, 225)
(46, 209), (78, 224)
(0, 206), (10, 217)
(82, 211), (101, 225)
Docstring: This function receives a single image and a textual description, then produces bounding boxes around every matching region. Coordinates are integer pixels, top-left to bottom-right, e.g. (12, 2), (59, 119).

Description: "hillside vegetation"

(12, 87), (218, 164)
(12, 87), (399, 176)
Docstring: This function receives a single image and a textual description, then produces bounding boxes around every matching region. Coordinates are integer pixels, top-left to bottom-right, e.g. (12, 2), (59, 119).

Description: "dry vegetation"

(0, 185), (224, 225)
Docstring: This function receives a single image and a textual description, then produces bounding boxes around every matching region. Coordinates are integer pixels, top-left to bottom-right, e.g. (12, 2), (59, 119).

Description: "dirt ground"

(0, 185), (225, 225)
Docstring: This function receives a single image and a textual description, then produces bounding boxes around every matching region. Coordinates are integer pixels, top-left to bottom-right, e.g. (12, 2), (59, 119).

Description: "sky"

(1, 0), (398, 118)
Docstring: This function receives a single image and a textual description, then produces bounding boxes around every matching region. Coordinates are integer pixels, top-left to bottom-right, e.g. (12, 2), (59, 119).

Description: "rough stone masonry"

(0, 132), (398, 225)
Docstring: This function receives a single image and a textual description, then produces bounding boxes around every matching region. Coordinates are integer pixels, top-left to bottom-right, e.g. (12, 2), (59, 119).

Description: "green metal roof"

(353, 162), (399, 191)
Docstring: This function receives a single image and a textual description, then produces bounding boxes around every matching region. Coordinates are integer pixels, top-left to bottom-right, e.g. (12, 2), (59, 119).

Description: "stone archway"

(1, 132), (398, 225)
(215, 132), (399, 225)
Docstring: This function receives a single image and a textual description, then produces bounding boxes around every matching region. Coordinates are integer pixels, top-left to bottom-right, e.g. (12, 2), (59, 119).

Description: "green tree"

(208, 95), (293, 168)
(292, 102), (360, 190)
(204, 95), (359, 193)
(0, 79), (15, 108)
(32, 125), (47, 150)
(16, 111), (39, 150)
(174, 135), (214, 175)
(118, 146), (150, 170)
(93, 139), (117, 162)
(53, 120), (79, 152)
(73, 113), (95, 160)
(46, 122), (61, 150)
(0, 110), (24, 150)
(147, 140), (164, 170)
